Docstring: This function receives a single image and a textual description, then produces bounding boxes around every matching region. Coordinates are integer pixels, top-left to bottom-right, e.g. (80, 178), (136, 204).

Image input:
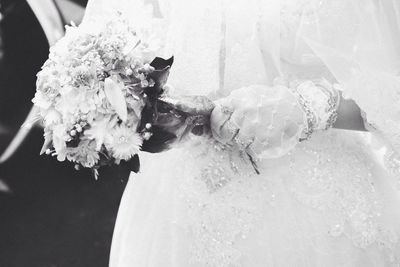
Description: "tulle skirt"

(110, 130), (400, 267)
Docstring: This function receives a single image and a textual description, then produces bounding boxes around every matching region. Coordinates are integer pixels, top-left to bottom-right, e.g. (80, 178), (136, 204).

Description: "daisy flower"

(105, 124), (142, 161)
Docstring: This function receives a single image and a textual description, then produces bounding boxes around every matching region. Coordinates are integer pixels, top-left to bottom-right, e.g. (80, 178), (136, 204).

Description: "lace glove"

(210, 79), (340, 159)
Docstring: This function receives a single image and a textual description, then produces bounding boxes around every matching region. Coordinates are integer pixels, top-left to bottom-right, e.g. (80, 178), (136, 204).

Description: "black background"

(0, 1), (128, 266)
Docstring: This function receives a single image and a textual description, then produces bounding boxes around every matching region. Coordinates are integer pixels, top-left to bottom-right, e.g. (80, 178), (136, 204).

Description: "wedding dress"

(83, 0), (400, 266)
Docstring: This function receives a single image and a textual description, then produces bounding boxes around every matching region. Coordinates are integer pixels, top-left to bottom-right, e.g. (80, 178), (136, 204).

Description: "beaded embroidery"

(179, 138), (261, 266)
(290, 79), (340, 141)
(177, 132), (400, 266)
(289, 133), (400, 265)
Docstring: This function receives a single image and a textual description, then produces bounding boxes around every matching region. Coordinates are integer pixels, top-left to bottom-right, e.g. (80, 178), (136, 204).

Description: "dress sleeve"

(294, 0), (400, 152)
(344, 70), (400, 153)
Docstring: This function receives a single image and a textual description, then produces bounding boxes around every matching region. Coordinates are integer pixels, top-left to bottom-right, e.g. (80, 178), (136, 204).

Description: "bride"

(83, 0), (400, 266)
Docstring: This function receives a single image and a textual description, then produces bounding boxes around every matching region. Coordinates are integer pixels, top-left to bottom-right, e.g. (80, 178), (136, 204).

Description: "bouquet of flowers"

(32, 13), (214, 177)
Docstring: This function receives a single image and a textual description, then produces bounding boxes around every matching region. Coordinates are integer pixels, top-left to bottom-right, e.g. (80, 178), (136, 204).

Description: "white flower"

(72, 65), (96, 87)
(32, 91), (52, 110)
(44, 109), (62, 127)
(105, 124), (142, 161)
(32, 11), (152, 168)
(52, 124), (71, 161)
(66, 139), (100, 168)
(84, 115), (118, 151)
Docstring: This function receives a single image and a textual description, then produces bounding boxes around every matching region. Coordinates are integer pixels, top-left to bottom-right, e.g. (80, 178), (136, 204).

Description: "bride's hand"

(210, 85), (306, 158)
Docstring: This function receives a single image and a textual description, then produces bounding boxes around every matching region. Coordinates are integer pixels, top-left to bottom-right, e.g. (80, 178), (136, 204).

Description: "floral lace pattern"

(383, 147), (400, 191)
(176, 132), (400, 266)
(178, 139), (270, 266)
(288, 133), (399, 257)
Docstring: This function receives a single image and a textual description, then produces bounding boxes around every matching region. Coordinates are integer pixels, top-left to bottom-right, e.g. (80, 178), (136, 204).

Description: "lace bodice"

(83, 0), (347, 93)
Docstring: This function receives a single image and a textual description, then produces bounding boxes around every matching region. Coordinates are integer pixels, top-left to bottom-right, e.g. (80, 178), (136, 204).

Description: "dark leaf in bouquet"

(141, 126), (177, 153)
(155, 113), (186, 129)
(96, 149), (113, 167)
(99, 155), (140, 181)
(146, 66), (171, 97)
(127, 154), (140, 173)
(153, 100), (190, 137)
(156, 99), (177, 113)
(150, 56), (174, 70)
(66, 137), (81, 148)
(147, 56), (174, 98)
(137, 99), (156, 132)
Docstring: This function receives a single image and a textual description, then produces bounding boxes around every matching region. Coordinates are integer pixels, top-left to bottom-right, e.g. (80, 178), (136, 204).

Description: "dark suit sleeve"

(0, 0), (49, 128)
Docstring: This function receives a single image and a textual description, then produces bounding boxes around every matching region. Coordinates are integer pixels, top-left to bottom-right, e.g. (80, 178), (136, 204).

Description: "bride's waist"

(172, 129), (381, 178)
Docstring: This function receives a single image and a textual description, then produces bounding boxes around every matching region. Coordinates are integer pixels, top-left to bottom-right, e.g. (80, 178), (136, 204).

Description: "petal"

(40, 134), (53, 155)
(104, 77), (128, 121)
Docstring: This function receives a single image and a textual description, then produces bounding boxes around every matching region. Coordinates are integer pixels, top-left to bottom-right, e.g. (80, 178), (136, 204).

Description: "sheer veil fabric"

(81, 0), (400, 266)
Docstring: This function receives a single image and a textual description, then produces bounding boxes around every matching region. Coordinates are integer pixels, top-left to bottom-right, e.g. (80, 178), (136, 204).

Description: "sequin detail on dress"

(289, 133), (400, 265)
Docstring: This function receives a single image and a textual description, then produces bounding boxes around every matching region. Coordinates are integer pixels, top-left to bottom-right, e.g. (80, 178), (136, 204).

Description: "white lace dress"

(83, 0), (400, 266)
